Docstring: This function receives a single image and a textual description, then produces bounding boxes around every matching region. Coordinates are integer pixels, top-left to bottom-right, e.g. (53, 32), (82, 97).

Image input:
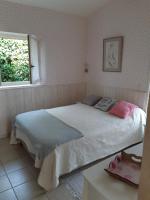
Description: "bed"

(10, 102), (146, 191)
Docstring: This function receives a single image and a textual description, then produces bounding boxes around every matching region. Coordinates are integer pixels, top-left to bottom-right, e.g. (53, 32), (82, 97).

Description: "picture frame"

(103, 36), (124, 72)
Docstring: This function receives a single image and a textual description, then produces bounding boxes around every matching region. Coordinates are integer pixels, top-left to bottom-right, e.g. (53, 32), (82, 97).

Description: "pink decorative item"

(105, 152), (142, 187)
(109, 101), (138, 118)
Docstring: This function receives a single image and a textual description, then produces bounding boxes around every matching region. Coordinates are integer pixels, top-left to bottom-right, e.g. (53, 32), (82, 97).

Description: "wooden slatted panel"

(87, 83), (149, 112)
(0, 83), (86, 138)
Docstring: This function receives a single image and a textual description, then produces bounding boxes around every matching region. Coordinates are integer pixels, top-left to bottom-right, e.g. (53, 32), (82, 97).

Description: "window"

(0, 32), (40, 86)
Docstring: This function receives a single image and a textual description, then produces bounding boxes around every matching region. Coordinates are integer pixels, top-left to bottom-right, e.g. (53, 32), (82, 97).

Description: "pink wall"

(87, 0), (150, 92)
(0, 0), (87, 85)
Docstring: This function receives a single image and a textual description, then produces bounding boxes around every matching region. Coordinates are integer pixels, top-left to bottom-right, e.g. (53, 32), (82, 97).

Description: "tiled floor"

(0, 138), (55, 200)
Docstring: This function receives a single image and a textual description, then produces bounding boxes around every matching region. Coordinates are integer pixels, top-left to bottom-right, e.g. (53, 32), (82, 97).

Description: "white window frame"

(0, 31), (40, 87)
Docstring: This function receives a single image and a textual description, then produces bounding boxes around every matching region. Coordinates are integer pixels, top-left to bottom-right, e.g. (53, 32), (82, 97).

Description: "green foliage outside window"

(0, 38), (30, 82)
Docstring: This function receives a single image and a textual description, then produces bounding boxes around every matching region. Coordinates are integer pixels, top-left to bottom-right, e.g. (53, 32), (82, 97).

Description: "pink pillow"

(109, 101), (138, 118)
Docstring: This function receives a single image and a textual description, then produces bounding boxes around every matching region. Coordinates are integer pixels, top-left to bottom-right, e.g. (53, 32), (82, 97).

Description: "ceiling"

(5, 0), (112, 17)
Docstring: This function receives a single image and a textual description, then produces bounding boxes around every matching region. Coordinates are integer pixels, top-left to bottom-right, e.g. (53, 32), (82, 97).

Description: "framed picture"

(103, 36), (123, 72)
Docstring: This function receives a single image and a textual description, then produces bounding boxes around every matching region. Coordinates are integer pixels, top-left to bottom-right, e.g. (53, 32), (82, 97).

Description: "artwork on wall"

(103, 36), (124, 72)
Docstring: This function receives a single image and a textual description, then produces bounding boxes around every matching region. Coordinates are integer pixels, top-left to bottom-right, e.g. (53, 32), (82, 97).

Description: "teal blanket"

(15, 110), (82, 159)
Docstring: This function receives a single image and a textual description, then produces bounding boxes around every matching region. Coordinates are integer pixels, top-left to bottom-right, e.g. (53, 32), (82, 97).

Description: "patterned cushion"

(94, 97), (116, 112)
(82, 95), (101, 106)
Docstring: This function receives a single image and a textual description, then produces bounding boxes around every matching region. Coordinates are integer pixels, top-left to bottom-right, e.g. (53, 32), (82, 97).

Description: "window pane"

(0, 37), (30, 85)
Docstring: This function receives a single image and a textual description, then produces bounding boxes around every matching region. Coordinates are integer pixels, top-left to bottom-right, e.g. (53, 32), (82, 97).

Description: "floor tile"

(13, 144), (30, 158)
(0, 189), (17, 200)
(0, 141), (16, 154)
(33, 194), (49, 200)
(14, 180), (45, 200)
(47, 185), (74, 200)
(0, 175), (12, 192)
(8, 167), (36, 187)
(0, 149), (21, 163)
(0, 161), (6, 177)
(4, 157), (32, 174)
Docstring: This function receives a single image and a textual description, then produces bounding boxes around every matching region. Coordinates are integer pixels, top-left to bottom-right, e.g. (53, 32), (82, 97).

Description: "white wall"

(87, 0), (150, 93)
(0, 0), (87, 85)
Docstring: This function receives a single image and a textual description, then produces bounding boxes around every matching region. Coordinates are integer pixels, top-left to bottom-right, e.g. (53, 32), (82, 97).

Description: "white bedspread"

(38, 103), (146, 191)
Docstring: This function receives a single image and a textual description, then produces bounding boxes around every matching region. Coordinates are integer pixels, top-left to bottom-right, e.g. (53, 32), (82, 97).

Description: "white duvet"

(37, 103), (146, 191)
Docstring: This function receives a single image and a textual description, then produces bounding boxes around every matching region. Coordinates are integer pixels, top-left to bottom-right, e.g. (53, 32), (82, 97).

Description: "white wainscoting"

(0, 83), (86, 138)
(87, 83), (149, 112)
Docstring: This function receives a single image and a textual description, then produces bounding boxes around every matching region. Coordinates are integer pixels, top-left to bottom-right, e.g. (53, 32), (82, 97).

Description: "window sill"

(0, 83), (46, 91)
